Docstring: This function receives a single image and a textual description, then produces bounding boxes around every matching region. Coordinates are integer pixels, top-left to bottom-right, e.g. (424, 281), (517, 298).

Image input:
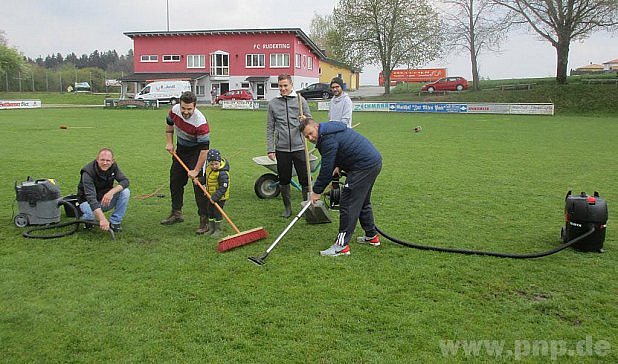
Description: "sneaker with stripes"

(356, 234), (380, 246)
(319, 244), (351, 256)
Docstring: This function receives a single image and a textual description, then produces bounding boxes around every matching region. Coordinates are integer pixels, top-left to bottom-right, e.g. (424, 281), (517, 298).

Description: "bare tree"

(443, 0), (513, 90)
(494, 0), (618, 84)
(333, 0), (443, 94)
(309, 12), (364, 69)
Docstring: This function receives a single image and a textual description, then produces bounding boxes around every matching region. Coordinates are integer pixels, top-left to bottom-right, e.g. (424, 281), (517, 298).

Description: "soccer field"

(1, 107), (616, 361)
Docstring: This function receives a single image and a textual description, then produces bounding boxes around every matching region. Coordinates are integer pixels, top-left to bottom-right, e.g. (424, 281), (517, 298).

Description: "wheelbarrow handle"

(171, 151), (241, 234)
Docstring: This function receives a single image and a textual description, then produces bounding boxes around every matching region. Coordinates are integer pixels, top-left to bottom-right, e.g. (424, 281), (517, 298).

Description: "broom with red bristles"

(172, 151), (268, 252)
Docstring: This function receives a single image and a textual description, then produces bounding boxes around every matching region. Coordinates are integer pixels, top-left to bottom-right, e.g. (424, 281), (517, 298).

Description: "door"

(220, 83), (230, 94)
(256, 82), (265, 99)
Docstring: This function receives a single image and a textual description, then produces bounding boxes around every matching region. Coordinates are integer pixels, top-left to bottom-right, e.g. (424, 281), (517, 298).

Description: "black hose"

(22, 199), (116, 240)
(22, 199), (81, 239)
(375, 225), (595, 259)
(22, 220), (81, 239)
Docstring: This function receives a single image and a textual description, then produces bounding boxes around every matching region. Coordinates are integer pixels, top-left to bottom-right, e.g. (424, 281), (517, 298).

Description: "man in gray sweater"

(328, 77), (353, 128)
(266, 74), (312, 218)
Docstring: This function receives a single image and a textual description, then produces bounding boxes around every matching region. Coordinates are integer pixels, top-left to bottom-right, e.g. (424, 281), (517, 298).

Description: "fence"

(1, 68), (123, 93)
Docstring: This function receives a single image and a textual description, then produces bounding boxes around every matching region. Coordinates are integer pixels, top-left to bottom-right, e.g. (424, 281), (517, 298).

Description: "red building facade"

(123, 28), (325, 101)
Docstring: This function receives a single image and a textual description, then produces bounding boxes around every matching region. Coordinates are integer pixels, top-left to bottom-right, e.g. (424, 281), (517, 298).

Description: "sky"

(3, 0), (616, 85)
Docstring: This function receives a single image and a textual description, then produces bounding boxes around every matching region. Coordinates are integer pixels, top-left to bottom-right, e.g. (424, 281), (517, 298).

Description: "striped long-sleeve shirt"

(166, 104), (210, 150)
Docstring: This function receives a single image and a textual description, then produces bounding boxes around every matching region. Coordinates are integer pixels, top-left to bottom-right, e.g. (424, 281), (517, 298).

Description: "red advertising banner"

(379, 68), (447, 86)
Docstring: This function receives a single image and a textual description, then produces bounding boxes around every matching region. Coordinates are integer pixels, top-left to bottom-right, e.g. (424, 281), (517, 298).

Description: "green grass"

(1, 108), (617, 362)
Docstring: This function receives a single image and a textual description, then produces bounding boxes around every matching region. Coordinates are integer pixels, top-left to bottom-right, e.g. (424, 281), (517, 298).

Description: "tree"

(443, 0), (513, 90)
(494, 0), (618, 84)
(332, 0), (443, 94)
(309, 13), (365, 70)
(0, 44), (26, 79)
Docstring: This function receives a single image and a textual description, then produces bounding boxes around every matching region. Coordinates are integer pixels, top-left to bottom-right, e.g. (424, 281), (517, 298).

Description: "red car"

(215, 89), (254, 104)
(421, 77), (468, 93)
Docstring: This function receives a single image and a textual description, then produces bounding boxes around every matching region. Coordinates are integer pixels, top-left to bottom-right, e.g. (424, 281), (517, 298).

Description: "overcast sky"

(3, 0), (616, 85)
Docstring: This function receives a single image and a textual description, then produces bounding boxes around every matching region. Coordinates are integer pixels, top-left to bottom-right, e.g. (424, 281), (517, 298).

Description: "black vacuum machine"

(561, 191), (607, 252)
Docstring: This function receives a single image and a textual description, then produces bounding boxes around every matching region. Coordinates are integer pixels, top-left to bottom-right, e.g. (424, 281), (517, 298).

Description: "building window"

(210, 52), (229, 76)
(140, 55), (158, 63)
(270, 53), (290, 68)
(163, 55), (181, 62)
(307, 57), (313, 70)
(241, 82), (250, 89)
(270, 82), (279, 89)
(195, 85), (205, 95)
(246, 54), (265, 68)
(295, 54), (301, 69)
(187, 55), (205, 68)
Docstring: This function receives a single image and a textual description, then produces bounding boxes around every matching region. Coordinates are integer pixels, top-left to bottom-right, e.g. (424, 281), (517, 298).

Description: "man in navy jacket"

(301, 118), (382, 256)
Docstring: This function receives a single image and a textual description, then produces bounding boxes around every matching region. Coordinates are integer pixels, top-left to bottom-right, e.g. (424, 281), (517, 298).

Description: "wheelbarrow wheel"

(255, 173), (280, 199)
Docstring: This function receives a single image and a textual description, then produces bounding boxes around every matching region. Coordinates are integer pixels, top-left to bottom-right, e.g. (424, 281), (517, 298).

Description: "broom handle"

(298, 94), (313, 196)
(171, 151), (240, 234)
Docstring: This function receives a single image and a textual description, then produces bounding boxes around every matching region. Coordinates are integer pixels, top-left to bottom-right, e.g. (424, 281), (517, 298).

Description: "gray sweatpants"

(335, 162), (382, 246)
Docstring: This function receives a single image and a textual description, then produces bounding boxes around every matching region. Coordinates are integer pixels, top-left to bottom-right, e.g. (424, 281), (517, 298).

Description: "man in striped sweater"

(161, 91), (211, 234)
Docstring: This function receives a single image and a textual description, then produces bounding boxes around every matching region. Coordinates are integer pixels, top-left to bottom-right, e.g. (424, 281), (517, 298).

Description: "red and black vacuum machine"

(561, 191), (607, 253)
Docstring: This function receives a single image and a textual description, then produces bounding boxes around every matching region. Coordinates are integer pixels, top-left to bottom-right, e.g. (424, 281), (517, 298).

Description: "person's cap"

(207, 149), (222, 162)
(330, 77), (344, 88)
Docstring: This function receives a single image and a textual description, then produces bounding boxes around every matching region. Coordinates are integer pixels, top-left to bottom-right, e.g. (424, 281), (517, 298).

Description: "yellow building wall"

(320, 62), (359, 91)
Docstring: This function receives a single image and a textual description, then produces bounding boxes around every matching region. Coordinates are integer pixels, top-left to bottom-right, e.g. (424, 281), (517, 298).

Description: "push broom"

(171, 151), (268, 252)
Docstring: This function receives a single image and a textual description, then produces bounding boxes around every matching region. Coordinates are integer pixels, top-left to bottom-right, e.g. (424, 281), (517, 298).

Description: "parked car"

(134, 80), (191, 104)
(421, 77), (468, 93)
(215, 89), (254, 104)
(297, 83), (333, 100)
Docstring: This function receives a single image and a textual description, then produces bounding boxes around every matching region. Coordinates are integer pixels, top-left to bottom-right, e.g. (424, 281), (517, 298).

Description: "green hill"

(368, 75), (618, 115)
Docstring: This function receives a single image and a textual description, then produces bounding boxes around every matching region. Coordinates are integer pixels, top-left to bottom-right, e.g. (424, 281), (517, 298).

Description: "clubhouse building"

(121, 28), (341, 102)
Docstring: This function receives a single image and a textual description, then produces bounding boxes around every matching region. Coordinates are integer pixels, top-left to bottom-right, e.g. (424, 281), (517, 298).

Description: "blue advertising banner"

(389, 102), (468, 113)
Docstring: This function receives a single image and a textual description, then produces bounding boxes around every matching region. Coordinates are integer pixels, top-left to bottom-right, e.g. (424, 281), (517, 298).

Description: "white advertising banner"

(221, 100), (259, 110)
(0, 100), (42, 110)
(509, 103), (555, 115)
(318, 101), (553, 115)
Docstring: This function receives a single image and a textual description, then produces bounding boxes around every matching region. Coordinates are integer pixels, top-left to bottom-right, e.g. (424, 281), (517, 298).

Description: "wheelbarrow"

(253, 152), (319, 199)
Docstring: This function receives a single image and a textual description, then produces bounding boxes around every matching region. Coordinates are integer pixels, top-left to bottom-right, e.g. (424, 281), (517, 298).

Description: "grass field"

(1, 107), (616, 362)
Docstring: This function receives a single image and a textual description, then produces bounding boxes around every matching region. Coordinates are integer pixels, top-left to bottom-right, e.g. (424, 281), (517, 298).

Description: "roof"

(576, 63), (604, 70)
(602, 59), (618, 64)
(323, 57), (362, 73)
(123, 28), (327, 60)
(119, 72), (210, 82)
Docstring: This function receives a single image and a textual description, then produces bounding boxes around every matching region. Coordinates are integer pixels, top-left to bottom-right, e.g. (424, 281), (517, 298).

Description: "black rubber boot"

(211, 221), (224, 238)
(280, 184), (292, 218)
(205, 220), (216, 235)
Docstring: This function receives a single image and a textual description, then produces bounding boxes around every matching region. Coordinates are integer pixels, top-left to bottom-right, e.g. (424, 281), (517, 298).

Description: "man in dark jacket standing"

(300, 119), (382, 256)
(77, 148), (130, 232)
(266, 74), (312, 218)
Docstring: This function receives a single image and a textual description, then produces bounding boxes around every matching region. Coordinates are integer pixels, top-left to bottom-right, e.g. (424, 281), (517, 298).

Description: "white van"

(134, 80), (191, 104)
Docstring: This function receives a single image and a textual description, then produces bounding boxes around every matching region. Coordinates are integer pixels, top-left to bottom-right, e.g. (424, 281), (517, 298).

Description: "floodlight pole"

(166, 0), (170, 31)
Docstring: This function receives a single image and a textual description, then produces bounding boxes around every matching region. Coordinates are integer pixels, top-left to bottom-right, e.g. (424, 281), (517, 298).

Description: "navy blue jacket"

(313, 122), (382, 194)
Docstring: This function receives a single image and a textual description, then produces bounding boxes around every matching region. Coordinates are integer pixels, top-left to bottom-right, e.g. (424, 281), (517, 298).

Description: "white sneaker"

(356, 234), (380, 246)
(319, 244), (351, 256)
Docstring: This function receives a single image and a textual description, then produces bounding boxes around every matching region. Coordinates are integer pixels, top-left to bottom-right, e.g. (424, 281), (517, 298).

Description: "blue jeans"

(80, 188), (131, 225)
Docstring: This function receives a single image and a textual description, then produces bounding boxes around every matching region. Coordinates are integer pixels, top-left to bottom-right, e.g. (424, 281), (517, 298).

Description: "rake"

(172, 151), (268, 252)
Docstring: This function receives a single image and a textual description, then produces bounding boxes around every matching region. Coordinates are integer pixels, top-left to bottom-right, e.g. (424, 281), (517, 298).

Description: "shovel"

(298, 94), (331, 224)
